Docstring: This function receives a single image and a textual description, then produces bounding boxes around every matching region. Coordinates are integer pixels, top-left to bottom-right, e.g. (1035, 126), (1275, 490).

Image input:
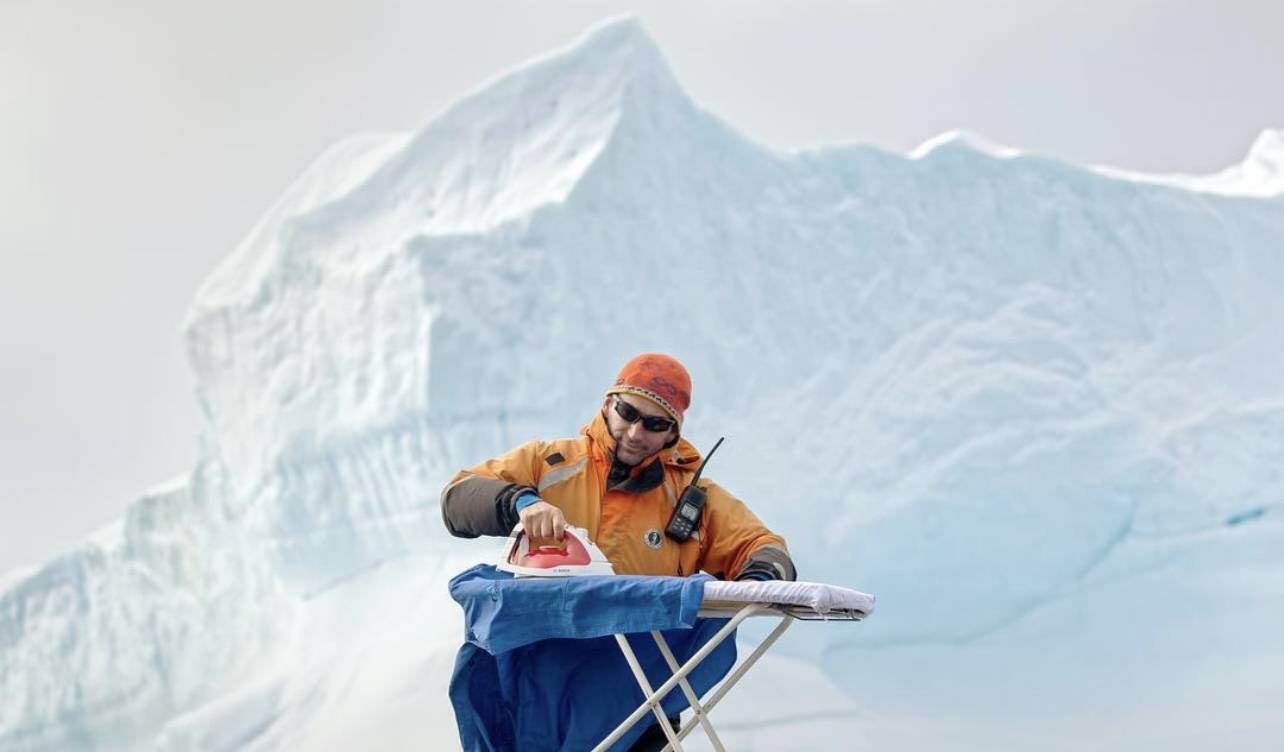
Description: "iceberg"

(3, 15), (1283, 751)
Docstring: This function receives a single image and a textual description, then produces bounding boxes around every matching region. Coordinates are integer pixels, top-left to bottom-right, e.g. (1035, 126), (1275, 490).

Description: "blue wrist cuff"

(514, 492), (542, 512)
(735, 570), (773, 582)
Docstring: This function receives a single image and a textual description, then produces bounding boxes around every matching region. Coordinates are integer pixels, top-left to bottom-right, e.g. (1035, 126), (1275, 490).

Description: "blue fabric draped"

(447, 565), (738, 751)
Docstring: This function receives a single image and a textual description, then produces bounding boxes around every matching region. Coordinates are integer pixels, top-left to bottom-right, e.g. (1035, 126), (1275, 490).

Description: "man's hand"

(519, 499), (567, 542)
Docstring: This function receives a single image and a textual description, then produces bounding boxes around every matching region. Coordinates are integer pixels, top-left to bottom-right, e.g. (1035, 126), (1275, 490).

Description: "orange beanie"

(605, 353), (692, 426)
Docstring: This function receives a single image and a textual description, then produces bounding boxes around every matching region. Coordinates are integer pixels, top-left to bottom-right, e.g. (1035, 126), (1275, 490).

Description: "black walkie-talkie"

(665, 437), (724, 542)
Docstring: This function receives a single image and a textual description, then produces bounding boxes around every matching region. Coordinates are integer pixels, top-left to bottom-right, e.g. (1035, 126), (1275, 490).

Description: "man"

(442, 353), (795, 750)
(441, 352), (796, 582)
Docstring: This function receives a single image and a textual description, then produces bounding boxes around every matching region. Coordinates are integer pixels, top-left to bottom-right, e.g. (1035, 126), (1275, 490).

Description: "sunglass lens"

(614, 398), (641, 422)
(641, 415), (674, 432)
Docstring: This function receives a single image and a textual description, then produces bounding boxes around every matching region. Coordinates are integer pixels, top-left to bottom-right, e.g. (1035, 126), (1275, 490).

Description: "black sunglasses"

(612, 396), (677, 433)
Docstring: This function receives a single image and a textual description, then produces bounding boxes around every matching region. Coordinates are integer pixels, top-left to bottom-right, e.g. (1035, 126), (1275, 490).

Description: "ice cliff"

(4, 16), (1283, 751)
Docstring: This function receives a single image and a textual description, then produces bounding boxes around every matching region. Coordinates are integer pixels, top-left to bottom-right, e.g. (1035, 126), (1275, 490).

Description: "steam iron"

(497, 524), (616, 577)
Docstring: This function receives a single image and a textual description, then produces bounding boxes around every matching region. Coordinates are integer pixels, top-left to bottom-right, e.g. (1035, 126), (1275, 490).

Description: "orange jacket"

(445, 412), (789, 578)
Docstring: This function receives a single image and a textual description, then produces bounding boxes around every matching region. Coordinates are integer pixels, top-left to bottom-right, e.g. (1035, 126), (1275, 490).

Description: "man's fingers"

(520, 502), (567, 544)
(521, 503), (544, 533)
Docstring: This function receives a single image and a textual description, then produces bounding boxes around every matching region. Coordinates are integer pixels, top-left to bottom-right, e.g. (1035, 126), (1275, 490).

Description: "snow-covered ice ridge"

(4, 15), (1284, 751)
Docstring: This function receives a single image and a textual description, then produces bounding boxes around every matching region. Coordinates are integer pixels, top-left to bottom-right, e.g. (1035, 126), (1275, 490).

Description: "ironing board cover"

(701, 579), (876, 615)
(448, 564), (738, 752)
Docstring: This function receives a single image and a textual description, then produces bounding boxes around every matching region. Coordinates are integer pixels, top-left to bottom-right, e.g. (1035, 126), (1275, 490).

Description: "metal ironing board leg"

(592, 603), (795, 752)
(658, 610), (795, 750)
(590, 603), (770, 751)
(650, 630), (726, 752)
(613, 633), (686, 752)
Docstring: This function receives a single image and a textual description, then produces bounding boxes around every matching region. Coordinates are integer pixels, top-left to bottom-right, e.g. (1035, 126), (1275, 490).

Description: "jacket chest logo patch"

(643, 529), (663, 549)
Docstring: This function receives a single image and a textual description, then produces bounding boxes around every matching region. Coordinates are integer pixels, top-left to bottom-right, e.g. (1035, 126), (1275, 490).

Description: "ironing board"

(447, 566), (873, 752)
(591, 580), (874, 752)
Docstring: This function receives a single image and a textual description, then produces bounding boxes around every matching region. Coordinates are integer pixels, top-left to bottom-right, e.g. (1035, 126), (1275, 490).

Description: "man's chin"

(618, 448), (645, 465)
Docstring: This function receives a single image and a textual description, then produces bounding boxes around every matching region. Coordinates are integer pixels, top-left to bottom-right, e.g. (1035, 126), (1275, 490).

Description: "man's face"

(603, 393), (679, 466)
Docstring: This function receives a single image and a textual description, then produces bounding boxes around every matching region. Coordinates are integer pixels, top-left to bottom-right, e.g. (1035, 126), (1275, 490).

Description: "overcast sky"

(2, 0), (1282, 575)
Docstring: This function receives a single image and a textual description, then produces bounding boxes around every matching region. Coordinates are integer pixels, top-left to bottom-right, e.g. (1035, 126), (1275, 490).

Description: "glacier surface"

(3, 16), (1283, 751)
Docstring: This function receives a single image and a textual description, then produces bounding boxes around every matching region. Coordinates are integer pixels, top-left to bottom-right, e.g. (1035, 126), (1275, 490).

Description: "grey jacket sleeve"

(734, 543), (797, 581)
(440, 475), (536, 538)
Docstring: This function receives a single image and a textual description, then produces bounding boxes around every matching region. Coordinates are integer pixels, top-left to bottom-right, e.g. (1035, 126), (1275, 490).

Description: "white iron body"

(497, 524), (616, 578)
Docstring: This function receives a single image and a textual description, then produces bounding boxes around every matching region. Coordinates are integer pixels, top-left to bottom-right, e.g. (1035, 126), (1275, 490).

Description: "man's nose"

(626, 421), (647, 439)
